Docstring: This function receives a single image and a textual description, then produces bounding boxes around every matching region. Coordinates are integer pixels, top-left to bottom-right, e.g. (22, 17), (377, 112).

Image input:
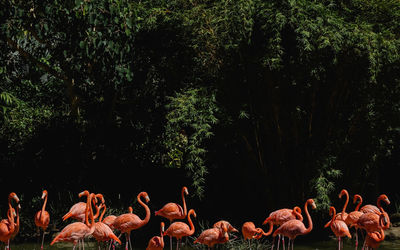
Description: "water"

(4, 240), (400, 249)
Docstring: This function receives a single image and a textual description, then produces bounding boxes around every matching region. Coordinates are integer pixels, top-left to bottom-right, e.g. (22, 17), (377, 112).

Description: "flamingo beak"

(78, 191), (86, 197)
(145, 195), (150, 202)
(41, 192), (46, 199)
(185, 189), (189, 195)
(385, 198), (390, 204)
(13, 210), (16, 217)
(262, 218), (268, 225)
(18, 204), (21, 209)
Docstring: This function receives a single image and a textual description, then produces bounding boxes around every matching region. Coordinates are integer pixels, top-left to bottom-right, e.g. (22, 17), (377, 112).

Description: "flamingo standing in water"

(155, 186), (189, 250)
(146, 222), (165, 250)
(262, 206), (303, 250)
(0, 193), (20, 248)
(164, 209), (196, 250)
(272, 199), (317, 250)
(335, 189), (349, 222)
(194, 222), (228, 249)
(344, 194), (363, 247)
(50, 192), (96, 249)
(112, 192), (151, 250)
(35, 190), (50, 250)
(324, 206), (351, 250)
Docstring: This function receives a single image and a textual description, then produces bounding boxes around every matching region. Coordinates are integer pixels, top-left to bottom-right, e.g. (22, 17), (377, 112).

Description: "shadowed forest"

(1, 0), (399, 247)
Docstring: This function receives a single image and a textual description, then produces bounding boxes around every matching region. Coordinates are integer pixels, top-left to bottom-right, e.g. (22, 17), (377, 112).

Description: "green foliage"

(164, 87), (218, 198)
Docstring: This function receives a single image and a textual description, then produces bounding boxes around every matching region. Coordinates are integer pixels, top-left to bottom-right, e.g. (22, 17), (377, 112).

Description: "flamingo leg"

(271, 236), (275, 250)
(176, 239), (180, 250)
(355, 228), (358, 249)
(277, 234), (281, 250)
(248, 239), (251, 250)
(40, 230), (46, 250)
(128, 232), (133, 250)
(282, 235), (285, 250)
(125, 233), (129, 250)
(82, 238), (85, 250)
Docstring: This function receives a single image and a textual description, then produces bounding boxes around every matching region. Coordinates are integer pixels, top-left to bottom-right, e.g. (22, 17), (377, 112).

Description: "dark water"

(4, 240), (400, 249)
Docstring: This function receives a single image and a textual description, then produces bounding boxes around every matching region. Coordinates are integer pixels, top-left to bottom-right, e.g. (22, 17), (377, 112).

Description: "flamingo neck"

(264, 221), (274, 236)
(354, 195), (362, 211)
(304, 201), (313, 234)
(7, 197), (15, 233)
(377, 196), (387, 213)
(88, 194), (95, 230)
(99, 204), (107, 222)
(41, 193), (47, 220)
(342, 191), (349, 214)
(137, 193), (150, 226)
(181, 188), (187, 217)
(187, 211), (195, 235)
(370, 228), (385, 242)
(293, 207), (303, 221)
(160, 224), (164, 245)
(84, 193), (92, 226)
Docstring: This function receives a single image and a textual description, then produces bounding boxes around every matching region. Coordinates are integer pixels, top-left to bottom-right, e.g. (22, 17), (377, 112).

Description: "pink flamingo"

(35, 190), (50, 250)
(194, 222), (228, 249)
(0, 193), (20, 248)
(112, 192), (151, 250)
(50, 192), (96, 249)
(146, 222), (165, 250)
(164, 209), (196, 250)
(272, 199), (316, 250)
(263, 206), (303, 250)
(155, 186), (189, 250)
(324, 206), (351, 250)
(242, 222), (267, 249)
(344, 194), (363, 247)
(92, 203), (121, 248)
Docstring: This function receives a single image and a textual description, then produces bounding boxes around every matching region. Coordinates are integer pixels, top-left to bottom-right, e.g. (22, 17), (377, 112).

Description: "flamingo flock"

(0, 188), (393, 250)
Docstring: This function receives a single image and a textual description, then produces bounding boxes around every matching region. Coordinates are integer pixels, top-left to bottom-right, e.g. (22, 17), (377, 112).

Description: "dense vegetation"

(1, 0), (399, 243)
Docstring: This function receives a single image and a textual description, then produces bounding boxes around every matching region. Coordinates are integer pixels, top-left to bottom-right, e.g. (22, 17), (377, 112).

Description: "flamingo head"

(328, 206), (336, 217)
(183, 186), (189, 195)
(9, 192), (19, 203)
(79, 190), (90, 198)
(353, 194), (361, 204)
(339, 189), (348, 199)
(189, 209), (196, 218)
(41, 190), (48, 199)
(128, 206), (133, 213)
(161, 222), (165, 233)
(308, 199), (317, 209)
(378, 194), (390, 205)
(140, 192), (150, 203)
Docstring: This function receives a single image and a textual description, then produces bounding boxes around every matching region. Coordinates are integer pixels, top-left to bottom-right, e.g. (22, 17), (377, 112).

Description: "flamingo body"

(213, 220), (238, 233)
(194, 225), (228, 248)
(92, 222), (121, 244)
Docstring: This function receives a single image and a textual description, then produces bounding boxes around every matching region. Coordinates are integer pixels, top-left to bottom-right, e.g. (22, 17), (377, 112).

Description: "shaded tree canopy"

(1, 0), (399, 231)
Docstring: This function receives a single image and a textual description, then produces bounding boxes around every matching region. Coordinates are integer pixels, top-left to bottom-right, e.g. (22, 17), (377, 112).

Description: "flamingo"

(335, 189), (349, 222)
(112, 191), (151, 250)
(164, 209), (196, 250)
(365, 228), (385, 250)
(0, 193), (19, 248)
(50, 192), (96, 249)
(213, 220), (239, 233)
(360, 194), (390, 215)
(344, 194), (363, 247)
(34, 190), (50, 250)
(241, 222), (266, 249)
(262, 206), (303, 250)
(194, 222), (228, 249)
(324, 206), (351, 250)
(92, 203), (121, 248)
(146, 222), (165, 250)
(155, 186), (189, 250)
(9, 203), (21, 249)
(272, 199), (317, 250)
